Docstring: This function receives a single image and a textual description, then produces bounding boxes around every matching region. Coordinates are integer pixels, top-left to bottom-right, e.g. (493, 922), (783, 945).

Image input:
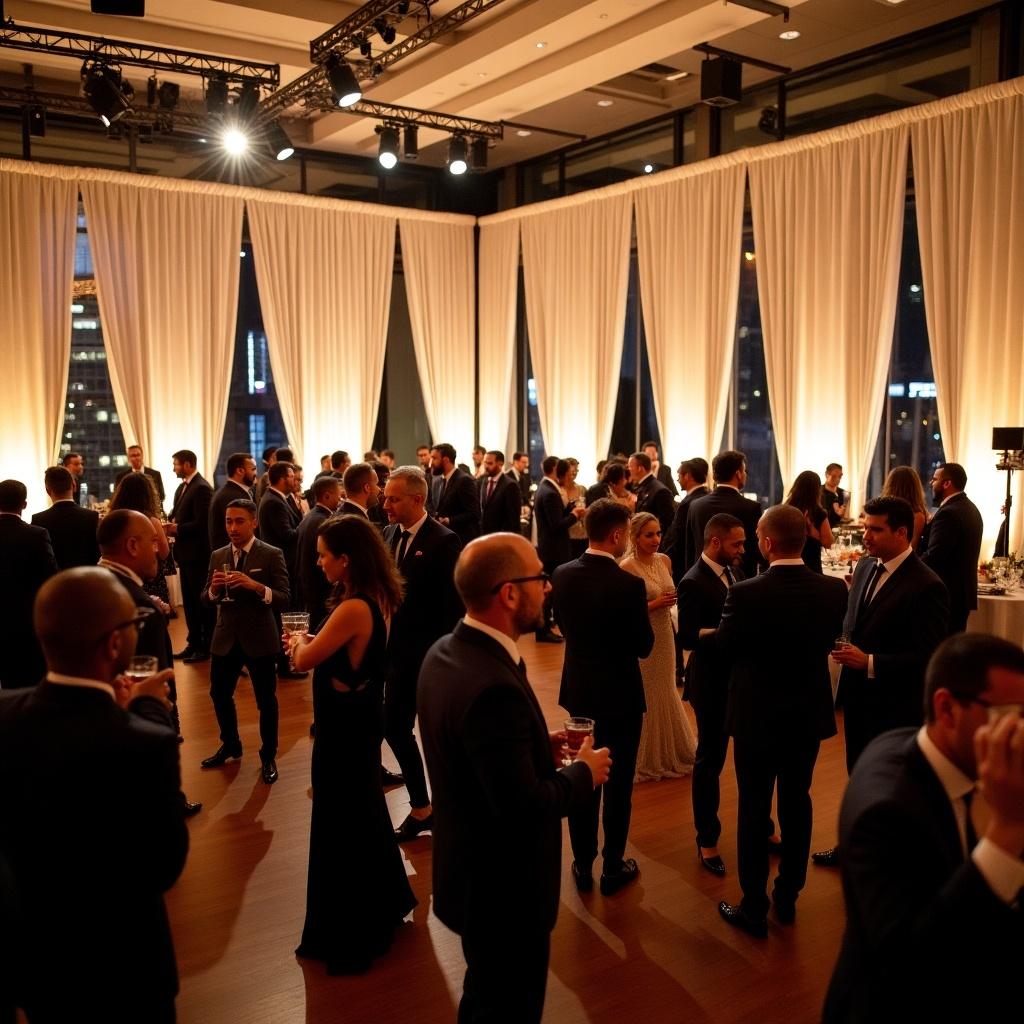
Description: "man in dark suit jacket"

(30, 465), (100, 569)
(666, 457), (710, 583)
(0, 479), (58, 689)
(201, 499), (290, 785)
(677, 512), (746, 875)
(824, 633), (1024, 1022)
(553, 498), (654, 896)
(208, 452), (257, 551)
(382, 467), (463, 841)
(0, 567), (187, 1022)
(714, 505), (848, 937)
(257, 461), (301, 574)
(427, 443), (481, 546)
(296, 475), (342, 628)
(167, 449), (213, 662)
(642, 441), (679, 497)
(687, 450), (763, 578)
(115, 444), (165, 504)
(629, 451), (675, 545)
(478, 450), (521, 535)
(506, 451), (533, 506)
(418, 533), (610, 1023)
(920, 462), (984, 634)
(337, 460), (380, 521)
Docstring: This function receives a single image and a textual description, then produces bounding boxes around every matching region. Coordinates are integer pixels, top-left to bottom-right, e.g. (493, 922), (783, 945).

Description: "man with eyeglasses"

(0, 566), (188, 1023)
(824, 632), (1024, 1022)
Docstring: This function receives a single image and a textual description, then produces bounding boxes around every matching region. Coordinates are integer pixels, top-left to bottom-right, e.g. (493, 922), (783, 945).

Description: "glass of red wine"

(562, 717), (595, 767)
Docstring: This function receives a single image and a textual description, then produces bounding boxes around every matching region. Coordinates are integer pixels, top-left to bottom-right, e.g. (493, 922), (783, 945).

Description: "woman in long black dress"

(287, 515), (417, 975)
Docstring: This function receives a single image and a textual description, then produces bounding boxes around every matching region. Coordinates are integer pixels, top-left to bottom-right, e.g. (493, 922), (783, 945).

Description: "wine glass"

(221, 562), (234, 602)
(281, 612), (311, 668)
(561, 717), (594, 767)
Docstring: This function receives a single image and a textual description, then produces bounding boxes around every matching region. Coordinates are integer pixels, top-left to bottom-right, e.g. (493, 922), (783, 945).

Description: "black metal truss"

(308, 0), (438, 65)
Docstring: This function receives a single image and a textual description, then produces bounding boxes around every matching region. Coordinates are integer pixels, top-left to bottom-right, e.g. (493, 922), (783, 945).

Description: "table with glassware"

(968, 558), (1024, 646)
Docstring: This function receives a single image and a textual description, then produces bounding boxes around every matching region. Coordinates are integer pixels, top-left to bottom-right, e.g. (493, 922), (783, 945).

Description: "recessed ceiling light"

(477, 72), (487, 78)
(535, 41), (546, 49)
(779, 30), (800, 40)
(516, 129), (532, 137)
(597, 98), (614, 107)
(643, 163), (654, 174)
(665, 70), (690, 81)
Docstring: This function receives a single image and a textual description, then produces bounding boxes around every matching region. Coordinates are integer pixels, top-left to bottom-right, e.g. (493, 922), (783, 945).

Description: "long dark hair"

(785, 470), (825, 517)
(882, 466), (927, 515)
(110, 472), (160, 518)
(318, 516), (403, 617)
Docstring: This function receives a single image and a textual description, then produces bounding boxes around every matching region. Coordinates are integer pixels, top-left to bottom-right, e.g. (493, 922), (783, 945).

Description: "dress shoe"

(534, 630), (564, 644)
(380, 767), (405, 787)
(183, 801), (203, 818)
(278, 669), (308, 680)
(697, 840), (726, 877)
(200, 744), (242, 768)
(772, 894), (796, 924)
(261, 759), (279, 784)
(600, 857), (640, 896)
(394, 812), (433, 842)
(172, 647), (192, 660)
(183, 650), (210, 664)
(718, 901), (768, 939)
(812, 846), (840, 867)
(571, 861), (594, 893)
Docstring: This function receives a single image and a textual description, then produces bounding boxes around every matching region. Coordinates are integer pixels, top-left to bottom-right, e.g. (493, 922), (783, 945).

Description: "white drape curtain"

(476, 218), (520, 454)
(912, 83), (1024, 554)
(399, 216), (477, 463)
(748, 124), (908, 513)
(80, 178), (243, 489)
(634, 161), (746, 469)
(518, 193), (633, 483)
(247, 197), (396, 467)
(0, 162), (77, 511)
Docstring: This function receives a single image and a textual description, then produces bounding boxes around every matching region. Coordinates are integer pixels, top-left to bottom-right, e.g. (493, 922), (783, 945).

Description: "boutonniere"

(414, 550), (424, 557)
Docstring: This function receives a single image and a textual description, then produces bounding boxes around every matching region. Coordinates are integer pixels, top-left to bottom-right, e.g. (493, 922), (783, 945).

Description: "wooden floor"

(164, 617), (849, 1024)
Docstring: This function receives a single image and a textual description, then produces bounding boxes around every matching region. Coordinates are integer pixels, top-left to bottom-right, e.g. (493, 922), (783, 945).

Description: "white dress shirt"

(462, 615), (522, 665)
(46, 671), (115, 700)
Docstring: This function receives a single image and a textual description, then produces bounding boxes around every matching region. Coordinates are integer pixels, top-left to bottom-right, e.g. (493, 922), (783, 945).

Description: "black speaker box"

(91, 0), (146, 15)
(993, 427), (1024, 450)
(700, 57), (742, 107)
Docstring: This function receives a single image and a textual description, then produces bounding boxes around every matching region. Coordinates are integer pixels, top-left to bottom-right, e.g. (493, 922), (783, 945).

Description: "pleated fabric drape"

(81, 178), (243, 490)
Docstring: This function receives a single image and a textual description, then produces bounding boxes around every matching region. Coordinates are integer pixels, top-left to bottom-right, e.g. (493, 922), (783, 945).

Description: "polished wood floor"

(164, 618), (849, 1024)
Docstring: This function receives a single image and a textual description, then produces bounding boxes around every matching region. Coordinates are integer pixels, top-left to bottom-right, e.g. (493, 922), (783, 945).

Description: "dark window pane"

(565, 121), (674, 195)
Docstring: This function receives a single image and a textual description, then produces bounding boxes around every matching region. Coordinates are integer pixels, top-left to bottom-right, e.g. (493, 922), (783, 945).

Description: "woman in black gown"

(287, 515), (417, 974)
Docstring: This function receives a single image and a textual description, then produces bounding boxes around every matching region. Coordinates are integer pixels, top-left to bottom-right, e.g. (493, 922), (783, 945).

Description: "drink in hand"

(126, 655), (158, 686)
(563, 717), (595, 767)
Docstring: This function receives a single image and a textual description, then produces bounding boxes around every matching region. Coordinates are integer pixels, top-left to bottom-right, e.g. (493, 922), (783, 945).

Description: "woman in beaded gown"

(287, 516), (417, 975)
(620, 512), (696, 782)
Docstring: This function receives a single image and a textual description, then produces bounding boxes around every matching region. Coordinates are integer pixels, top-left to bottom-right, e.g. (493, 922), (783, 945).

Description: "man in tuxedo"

(0, 479), (58, 689)
(30, 465), (100, 568)
(0, 567), (186, 1022)
(553, 498), (654, 896)
(296, 475), (342, 628)
(677, 512), (745, 875)
(314, 449), (350, 482)
(208, 452), (257, 551)
(687, 450), (763, 579)
(382, 466), (463, 841)
(255, 445), (292, 504)
(368, 461), (392, 532)
(338, 461), (379, 519)
(666, 457), (710, 583)
(115, 444), (166, 504)
(920, 462), (984, 634)
(642, 440), (679, 497)
(629, 450), (675, 543)
(419, 533), (611, 1023)
(479, 450), (521, 535)
(715, 505), (847, 937)
(507, 451), (533, 505)
(61, 450), (84, 503)
(201, 499), (289, 785)
(823, 633), (1024, 1022)
(821, 463), (847, 529)
(416, 444), (431, 473)
(427, 443), (481, 546)
(166, 449), (213, 663)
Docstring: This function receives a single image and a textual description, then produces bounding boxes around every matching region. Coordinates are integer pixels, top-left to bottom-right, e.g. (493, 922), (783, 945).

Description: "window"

(564, 120), (675, 195)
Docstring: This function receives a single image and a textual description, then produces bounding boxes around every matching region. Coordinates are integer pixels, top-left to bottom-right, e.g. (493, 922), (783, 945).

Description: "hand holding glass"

(221, 562), (235, 601)
(281, 613), (311, 668)
(562, 717), (595, 767)
(126, 655), (158, 686)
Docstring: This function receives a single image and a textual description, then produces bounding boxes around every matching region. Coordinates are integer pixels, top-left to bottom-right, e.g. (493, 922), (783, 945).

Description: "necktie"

(962, 788), (978, 855)
(860, 561), (887, 614)
(723, 565), (735, 587)
(234, 547), (246, 571)
(486, 478), (496, 504)
(395, 530), (411, 566)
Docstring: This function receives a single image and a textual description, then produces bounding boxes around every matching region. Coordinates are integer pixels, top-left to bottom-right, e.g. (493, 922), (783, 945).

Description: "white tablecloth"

(967, 592), (1024, 646)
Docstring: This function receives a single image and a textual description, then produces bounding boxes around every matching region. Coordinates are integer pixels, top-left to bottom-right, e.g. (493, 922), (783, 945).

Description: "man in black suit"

(115, 444), (166, 504)
(208, 452), (257, 551)
(642, 440), (679, 497)
(553, 498), (654, 896)
(201, 499), (290, 785)
(821, 463), (847, 529)
(629, 450), (675, 544)
(677, 512), (746, 875)
(166, 449), (213, 663)
(666, 457), (710, 583)
(61, 450), (84, 503)
(920, 461), (984, 634)
(824, 633), (1024, 1022)
(427, 442), (481, 546)
(419, 533), (611, 1023)
(715, 505), (848, 937)
(0, 567), (187, 1022)
(30, 465), (100, 568)
(382, 466), (463, 841)
(478, 450), (521, 535)
(506, 450), (533, 507)
(687, 450), (763, 579)
(296, 475), (342, 628)
(338, 460), (379, 519)
(0, 479), (58, 689)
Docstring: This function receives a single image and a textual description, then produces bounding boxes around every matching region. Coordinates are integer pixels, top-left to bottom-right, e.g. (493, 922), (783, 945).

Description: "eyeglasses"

(490, 573), (550, 594)
(108, 606), (157, 635)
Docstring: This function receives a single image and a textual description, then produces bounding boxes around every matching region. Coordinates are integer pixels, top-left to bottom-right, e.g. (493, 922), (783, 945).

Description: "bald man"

(0, 567), (188, 1022)
(418, 533), (611, 1024)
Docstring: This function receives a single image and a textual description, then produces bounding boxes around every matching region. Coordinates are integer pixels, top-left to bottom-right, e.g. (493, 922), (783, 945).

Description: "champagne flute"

(221, 562), (235, 602)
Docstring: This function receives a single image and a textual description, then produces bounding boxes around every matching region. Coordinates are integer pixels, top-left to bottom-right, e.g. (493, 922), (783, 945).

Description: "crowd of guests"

(0, 438), (1021, 1023)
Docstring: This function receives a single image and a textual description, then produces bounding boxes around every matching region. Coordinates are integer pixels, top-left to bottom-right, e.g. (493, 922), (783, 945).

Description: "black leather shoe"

(600, 857), (640, 896)
(261, 759), (279, 784)
(718, 901), (768, 939)
(571, 861), (594, 893)
(172, 647), (193, 660)
(381, 767), (405, 787)
(394, 812), (433, 842)
(812, 846), (839, 867)
(183, 650), (210, 664)
(772, 895), (796, 924)
(534, 630), (564, 644)
(200, 744), (242, 768)
(278, 669), (308, 680)
(183, 801), (203, 818)
(697, 840), (726, 877)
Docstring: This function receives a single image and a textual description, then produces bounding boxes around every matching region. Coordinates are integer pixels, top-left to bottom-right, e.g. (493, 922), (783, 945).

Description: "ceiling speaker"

(700, 57), (742, 107)
(91, 0), (146, 15)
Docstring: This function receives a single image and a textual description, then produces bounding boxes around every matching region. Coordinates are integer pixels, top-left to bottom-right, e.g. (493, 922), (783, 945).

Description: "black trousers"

(384, 668), (430, 809)
(458, 920), (549, 1024)
(733, 734), (820, 919)
(691, 692), (731, 849)
(567, 711), (642, 871)
(210, 644), (278, 762)
(178, 557), (213, 653)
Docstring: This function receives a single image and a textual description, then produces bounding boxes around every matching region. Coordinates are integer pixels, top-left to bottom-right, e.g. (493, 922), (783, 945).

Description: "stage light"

(374, 18), (396, 45)
(325, 55), (361, 107)
(470, 136), (488, 172)
(237, 81), (261, 119)
(221, 126), (249, 156)
(377, 125), (399, 169)
(23, 104), (46, 138)
(157, 81), (180, 111)
(397, 1), (410, 14)
(403, 124), (419, 161)
(448, 135), (468, 175)
(81, 63), (131, 127)
(266, 120), (294, 161)
(206, 75), (229, 115)
(358, 36), (372, 58)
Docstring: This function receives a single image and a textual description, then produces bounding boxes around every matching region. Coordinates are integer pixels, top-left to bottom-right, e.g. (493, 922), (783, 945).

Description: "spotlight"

(374, 18), (396, 45)
(147, 75), (157, 106)
(448, 134), (468, 175)
(403, 124), (419, 161)
(236, 81), (261, 120)
(758, 106), (779, 137)
(206, 75), (229, 115)
(377, 124), (399, 169)
(221, 126), (249, 156)
(358, 36), (372, 58)
(81, 63), (131, 127)
(470, 136), (488, 172)
(137, 123), (154, 144)
(157, 81), (180, 111)
(266, 120), (294, 161)
(325, 55), (361, 107)
(23, 104), (46, 138)
(397, 1), (410, 14)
